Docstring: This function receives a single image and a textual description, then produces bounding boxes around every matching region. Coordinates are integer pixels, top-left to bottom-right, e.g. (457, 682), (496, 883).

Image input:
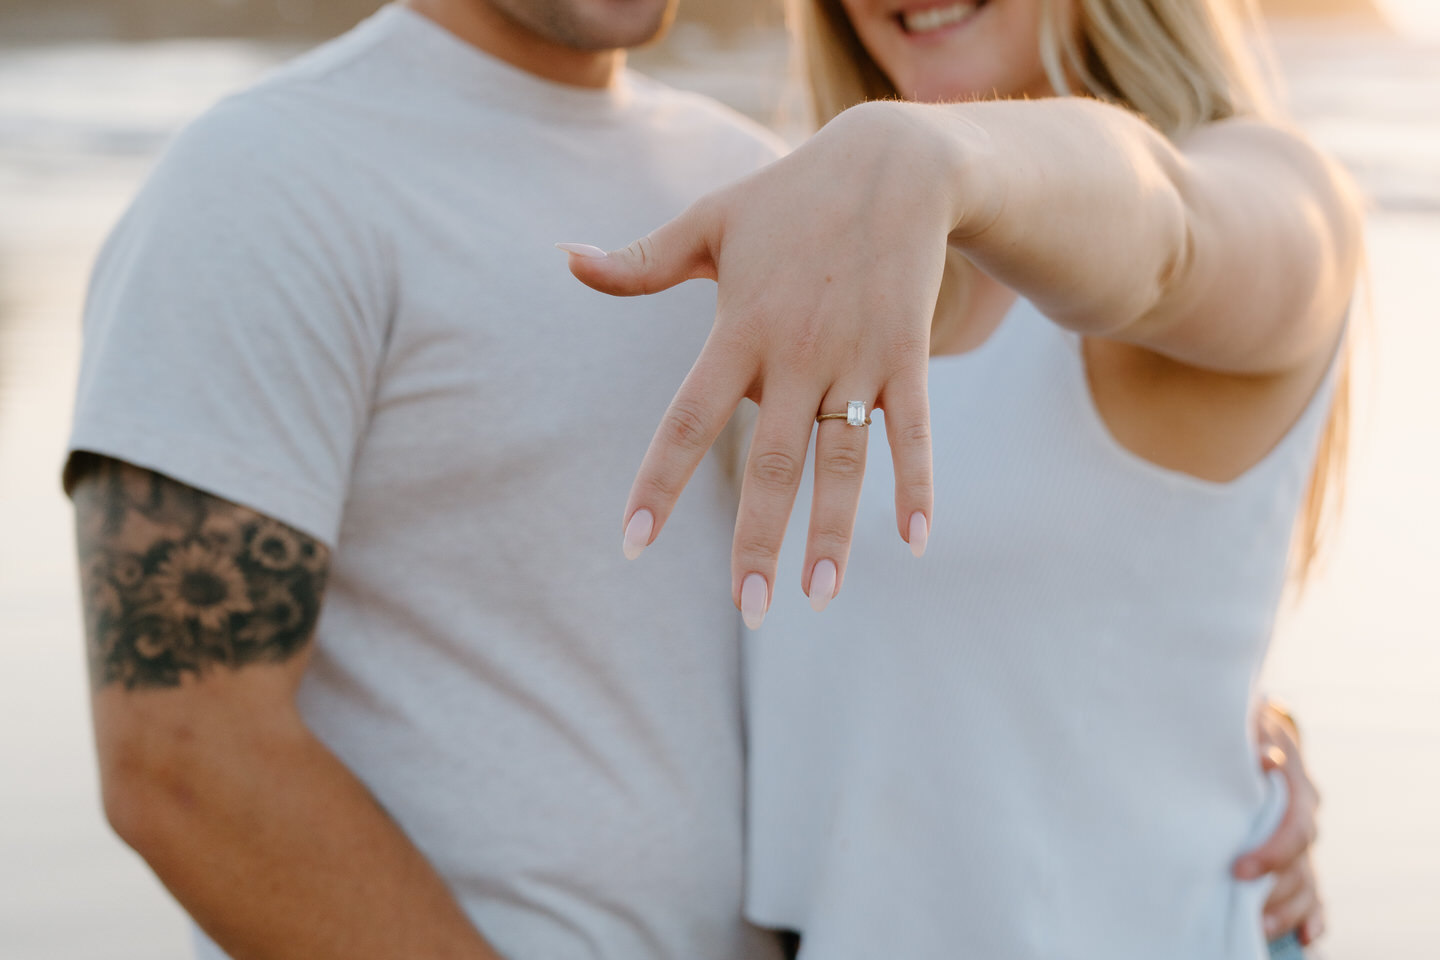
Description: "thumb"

(557, 200), (718, 297)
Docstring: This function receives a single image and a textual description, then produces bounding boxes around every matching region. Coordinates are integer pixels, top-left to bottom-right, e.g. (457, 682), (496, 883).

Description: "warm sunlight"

(0, 2), (1434, 959)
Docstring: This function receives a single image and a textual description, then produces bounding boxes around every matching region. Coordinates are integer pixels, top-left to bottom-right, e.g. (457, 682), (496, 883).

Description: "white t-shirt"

(68, 7), (786, 959)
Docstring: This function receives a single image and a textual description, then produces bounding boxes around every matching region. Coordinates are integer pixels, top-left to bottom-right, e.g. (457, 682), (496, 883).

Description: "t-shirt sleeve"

(67, 94), (389, 548)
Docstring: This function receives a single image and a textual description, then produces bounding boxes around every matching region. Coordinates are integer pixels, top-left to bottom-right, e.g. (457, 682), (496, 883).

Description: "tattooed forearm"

(69, 454), (329, 690)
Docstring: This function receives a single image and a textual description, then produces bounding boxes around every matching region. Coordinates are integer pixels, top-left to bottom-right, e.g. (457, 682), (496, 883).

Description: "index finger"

(622, 345), (751, 560)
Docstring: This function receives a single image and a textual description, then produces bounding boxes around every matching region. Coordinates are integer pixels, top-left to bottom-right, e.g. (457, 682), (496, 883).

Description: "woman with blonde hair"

(562, 0), (1358, 955)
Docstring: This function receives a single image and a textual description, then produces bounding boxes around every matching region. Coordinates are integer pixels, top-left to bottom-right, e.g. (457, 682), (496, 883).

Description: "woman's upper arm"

(1131, 118), (1363, 374)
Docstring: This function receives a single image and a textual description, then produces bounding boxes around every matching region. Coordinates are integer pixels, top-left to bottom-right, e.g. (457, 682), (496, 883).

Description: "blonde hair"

(789, 0), (1349, 582)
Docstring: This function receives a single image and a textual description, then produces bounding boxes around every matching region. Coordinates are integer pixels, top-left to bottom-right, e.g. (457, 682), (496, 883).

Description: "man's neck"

(402, 0), (625, 89)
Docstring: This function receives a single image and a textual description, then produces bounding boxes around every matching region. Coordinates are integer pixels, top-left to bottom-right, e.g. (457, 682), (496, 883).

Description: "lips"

(897, 1), (985, 35)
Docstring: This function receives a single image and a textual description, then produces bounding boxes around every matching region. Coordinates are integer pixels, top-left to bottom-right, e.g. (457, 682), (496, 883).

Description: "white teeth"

(901, 3), (978, 35)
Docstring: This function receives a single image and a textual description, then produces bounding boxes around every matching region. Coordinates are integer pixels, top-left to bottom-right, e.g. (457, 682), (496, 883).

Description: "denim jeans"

(1269, 931), (1308, 959)
(776, 930), (1307, 959)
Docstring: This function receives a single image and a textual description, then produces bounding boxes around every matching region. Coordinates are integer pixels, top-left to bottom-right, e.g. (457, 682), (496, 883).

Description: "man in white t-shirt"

(66, 2), (1323, 958)
(67, 2), (786, 958)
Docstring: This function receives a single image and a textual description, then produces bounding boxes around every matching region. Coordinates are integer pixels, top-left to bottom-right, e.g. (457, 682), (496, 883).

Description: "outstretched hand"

(561, 103), (962, 627)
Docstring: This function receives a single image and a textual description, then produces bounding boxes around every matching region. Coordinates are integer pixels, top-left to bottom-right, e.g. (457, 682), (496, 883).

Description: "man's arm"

(73, 454), (503, 960)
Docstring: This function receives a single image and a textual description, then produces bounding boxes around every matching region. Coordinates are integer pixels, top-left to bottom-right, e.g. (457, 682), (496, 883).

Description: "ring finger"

(804, 385), (877, 612)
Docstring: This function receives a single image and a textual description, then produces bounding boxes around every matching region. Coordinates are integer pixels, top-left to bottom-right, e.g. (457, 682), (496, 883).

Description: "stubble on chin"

(487, 0), (678, 51)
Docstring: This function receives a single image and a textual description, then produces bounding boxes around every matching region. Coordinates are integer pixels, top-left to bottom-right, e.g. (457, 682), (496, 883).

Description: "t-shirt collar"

(375, 3), (637, 121)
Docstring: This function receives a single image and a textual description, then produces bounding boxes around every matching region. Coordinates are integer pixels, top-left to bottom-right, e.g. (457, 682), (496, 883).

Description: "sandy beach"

(1, 7), (1436, 958)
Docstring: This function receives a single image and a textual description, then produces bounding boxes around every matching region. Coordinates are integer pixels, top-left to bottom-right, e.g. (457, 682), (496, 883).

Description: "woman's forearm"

(900, 97), (1189, 336)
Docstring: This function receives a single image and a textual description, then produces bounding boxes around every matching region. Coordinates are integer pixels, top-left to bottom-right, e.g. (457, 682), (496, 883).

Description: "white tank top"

(744, 298), (1337, 959)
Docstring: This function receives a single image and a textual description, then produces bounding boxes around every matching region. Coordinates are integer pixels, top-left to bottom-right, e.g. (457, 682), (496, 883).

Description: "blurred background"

(1, 1), (1435, 958)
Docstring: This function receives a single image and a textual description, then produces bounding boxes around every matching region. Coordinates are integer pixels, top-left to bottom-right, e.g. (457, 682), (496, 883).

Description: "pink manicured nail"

(1263, 915), (1280, 938)
(555, 242), (608, 259)
(809, 559), (837, 613)
(740, 574), (768, 630)
(908, 512), (929, 558)
(622, 509), (654, 560)
(1302, 916), (1324, 943)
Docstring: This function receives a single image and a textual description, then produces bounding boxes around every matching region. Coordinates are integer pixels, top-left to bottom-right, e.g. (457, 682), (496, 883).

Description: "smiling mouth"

(897, 1), (987, 36)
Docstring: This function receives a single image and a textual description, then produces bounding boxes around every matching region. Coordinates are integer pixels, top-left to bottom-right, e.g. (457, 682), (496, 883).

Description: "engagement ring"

(816, 400), (871, 427)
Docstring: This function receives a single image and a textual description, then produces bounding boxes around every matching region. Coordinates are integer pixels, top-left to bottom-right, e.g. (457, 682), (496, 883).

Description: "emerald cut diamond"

(847, 401), (867, 426)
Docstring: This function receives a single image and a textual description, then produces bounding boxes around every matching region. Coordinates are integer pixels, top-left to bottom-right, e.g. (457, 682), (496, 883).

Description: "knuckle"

(623, 236), (661, 293)
(749, 449), (804, 491)
(809, 519), (853, 553)
(894, 418), (933, 449)
(817, 444), (865, 482)
(901, 474), (935, 507)
(714, 305), (770, 360)
(659, 402), (711, 451)
(737, 538), (782, 570)
(689, 190), (724, 227)
(906, 472), (935, 495)
(780, 316), (826, 365)
(627, 234), (655, 268)
(638, 472), (682, 507)
(889, 331), (931, 362)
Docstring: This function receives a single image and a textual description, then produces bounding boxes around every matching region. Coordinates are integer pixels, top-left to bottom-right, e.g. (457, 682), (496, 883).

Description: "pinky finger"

(878, 373), (933, 557)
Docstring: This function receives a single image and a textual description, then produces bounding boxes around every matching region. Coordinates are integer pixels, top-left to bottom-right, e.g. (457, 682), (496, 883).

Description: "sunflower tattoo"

(151, 542), (255, 629)
(70, 454), (329, 689)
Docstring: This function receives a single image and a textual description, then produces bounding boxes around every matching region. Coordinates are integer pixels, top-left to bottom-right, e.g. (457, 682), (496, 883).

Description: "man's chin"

(566, 0), (677, 51)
